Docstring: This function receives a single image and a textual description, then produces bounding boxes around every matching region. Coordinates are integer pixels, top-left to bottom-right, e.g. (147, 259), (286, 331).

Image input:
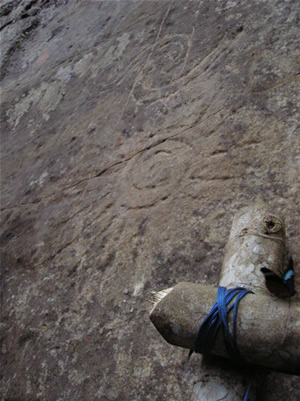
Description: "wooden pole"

(150, 282), (300, 375)
(220, 203), (286, 291)
(150, 203), (297, 400)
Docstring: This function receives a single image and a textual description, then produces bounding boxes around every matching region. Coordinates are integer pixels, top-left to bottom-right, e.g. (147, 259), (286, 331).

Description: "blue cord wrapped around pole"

(194, 287), (254, 360)
(150, 282), (300, 376)
(150, 203), (299, 401)
(193, 286), (254, 401)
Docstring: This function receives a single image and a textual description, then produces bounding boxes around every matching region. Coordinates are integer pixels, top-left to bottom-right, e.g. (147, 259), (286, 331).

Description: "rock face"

(0, 0), (299, 400)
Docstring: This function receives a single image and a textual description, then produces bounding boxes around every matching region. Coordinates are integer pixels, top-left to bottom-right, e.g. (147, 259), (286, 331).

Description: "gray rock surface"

(0, 0), (299, 400)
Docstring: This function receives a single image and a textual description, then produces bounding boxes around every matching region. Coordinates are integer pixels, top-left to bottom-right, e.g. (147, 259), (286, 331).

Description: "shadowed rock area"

(0, 0), (299, 400)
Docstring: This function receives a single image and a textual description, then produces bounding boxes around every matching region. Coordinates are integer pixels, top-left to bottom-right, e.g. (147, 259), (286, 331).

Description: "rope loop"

(194, 286), (254, 400)
(194, 286), (253, 360)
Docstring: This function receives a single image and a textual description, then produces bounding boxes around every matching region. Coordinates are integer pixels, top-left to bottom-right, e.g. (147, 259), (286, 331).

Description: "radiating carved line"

(116, 0), (174, 128)
(251, 71), (300, 93)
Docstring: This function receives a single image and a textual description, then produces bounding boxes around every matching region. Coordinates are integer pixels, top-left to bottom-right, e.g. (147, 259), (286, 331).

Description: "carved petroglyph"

(121, 139), (194, 209)
(1, 1), (299, 400)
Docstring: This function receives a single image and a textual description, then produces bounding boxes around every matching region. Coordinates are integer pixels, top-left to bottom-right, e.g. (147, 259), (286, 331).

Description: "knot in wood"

(263, 215), (282, 234)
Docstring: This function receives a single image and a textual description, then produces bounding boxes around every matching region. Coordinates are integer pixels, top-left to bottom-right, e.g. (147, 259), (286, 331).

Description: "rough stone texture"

(0, 0), (299, 400)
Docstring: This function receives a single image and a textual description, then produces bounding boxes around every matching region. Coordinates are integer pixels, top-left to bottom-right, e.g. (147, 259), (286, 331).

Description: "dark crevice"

(0, 18), (40, 80)
(0, 1), (18, 18)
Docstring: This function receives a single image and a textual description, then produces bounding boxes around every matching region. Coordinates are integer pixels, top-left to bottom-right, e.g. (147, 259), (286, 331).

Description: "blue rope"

(194, 286), (254, 400)
(243, 380), (252, 401)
